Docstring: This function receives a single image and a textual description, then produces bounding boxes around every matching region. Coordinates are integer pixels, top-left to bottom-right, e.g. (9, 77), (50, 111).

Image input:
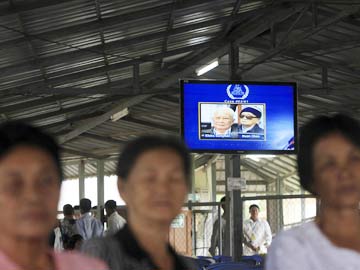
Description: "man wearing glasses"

(237, 106), (264, 134)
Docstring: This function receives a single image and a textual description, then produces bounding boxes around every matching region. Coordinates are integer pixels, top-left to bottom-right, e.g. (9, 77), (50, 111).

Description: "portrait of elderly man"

(237, 106), (264, 134)
(202, 106), (237, 138)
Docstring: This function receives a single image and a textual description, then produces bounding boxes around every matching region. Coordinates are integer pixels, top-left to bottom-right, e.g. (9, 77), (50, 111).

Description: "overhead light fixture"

(196, 59), (219, 76)
(110, 107), (129, 122)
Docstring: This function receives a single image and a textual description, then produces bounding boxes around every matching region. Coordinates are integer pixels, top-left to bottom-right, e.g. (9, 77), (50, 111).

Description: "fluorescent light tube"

(110, 108), (129, 122)
(196, 59), (219, 76)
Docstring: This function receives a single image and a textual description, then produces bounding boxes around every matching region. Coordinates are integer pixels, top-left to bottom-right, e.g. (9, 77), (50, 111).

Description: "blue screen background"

(182, 82), (296, 152)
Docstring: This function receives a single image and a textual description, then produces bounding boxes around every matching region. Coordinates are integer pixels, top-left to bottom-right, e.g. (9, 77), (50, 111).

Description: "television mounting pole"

(228, 42), (243, 261)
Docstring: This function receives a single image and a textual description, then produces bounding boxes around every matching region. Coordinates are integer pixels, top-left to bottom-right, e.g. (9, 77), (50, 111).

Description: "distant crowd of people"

(50, 198), (126, 252)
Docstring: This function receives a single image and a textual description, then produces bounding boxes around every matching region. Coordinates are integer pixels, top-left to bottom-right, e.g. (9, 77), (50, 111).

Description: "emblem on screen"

(226, 84), (249, 100)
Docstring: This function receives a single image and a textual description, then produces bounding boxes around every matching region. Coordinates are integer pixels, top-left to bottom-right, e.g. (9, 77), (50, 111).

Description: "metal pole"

(275, 175), (282, 232)
(97, 159), (105, 219)
(301, 188), (305, 222)
(211, 162), (217, 203)
(79, 160), (85, 199)
(230, 154), (242, 261)
(224, 156), (231, 256)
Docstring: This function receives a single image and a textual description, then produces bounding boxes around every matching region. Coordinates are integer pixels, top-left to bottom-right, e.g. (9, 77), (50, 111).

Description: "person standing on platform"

(209, 196), (227, 256)
(104, 200), (126, 236)
(76, 198), (103, 240)
(243, 204), (272, 255)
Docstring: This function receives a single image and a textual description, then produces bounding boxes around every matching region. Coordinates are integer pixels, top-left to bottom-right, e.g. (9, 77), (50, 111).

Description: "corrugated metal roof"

(1, 0), (360, 181)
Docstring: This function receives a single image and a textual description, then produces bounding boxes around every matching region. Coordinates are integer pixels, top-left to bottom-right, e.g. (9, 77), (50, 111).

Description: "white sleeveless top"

(266, 221), (360, 270)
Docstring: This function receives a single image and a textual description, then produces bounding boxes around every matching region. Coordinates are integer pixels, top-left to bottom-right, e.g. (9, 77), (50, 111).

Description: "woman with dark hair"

(266, 114), (360, 270)
(82, 135), (194, 270)
(0, 122), (108, 270)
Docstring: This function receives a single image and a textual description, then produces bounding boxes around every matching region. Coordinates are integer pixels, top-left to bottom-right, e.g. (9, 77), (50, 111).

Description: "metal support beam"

(224, 155), (231, 256)
(301, 188), (306, 222)
(0, 94), (68, 114)
(229, 154), (243, 261)
(237, 5), (359, 77)
(220, 0), (244, 37)
(277, 5), (309, 48)
(15, 14), (49, 87)
(0, 5), (252, 76)
(152, 4), (305, 90)
(94, 0), (111, 86)
(194, 154), (214, 169)
(211, 162), (217, 202)
(229, 42), (239, 80)
(322, 66), (328, 89)
(270, 23), (276, 49)
(121, 116), (179, 134)
(160, 0), (177, 68)
(79, 160), (85, 199)
(241, 159), (276, 181)
(58, 94), (152, 144)
(80, 133), (126, 145)
(62, 147), (106, 159)
(190, 154), (196, 256)
(275, 175), (284, 233)
(312, 2), (318, 28)
(16, 96), (117, 123)
(97, 159), (105, 219)
(133, 64), (140, 93)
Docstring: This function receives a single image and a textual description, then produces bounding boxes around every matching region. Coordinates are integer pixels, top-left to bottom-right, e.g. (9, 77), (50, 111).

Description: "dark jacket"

(237, 124), (264, 134)
(81, 224), (195, 270)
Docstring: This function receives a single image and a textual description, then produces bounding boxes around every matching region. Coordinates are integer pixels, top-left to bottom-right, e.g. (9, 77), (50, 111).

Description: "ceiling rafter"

(0, 7), (257, 82)
(236, 4), (360, 77)
(58, 94), (152, 144)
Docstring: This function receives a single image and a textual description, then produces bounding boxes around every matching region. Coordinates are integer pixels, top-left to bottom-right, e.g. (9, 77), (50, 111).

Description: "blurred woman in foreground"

(266, 114), (360, 270)
(0, 122), (107, 270)
(82, 136), (194, 270)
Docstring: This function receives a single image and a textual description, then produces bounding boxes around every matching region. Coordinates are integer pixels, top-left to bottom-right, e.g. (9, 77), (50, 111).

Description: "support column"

(301, 188), (305, 222)
(228, 40), (243, 261)
(79, 160), (85, 200)
(275, 175), (283, 232)
(211, 162), (217, 202)
(229, 155), (242, 261)
(224, 156), (231, 256)
(190, 154), (196, 256)
(191, 154), (195, 195)
(97, 159), (105, 219)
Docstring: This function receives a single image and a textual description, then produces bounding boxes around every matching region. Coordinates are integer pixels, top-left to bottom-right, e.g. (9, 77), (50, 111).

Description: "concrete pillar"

(97, 159), (105, 219)
(79, 160), (85, 199)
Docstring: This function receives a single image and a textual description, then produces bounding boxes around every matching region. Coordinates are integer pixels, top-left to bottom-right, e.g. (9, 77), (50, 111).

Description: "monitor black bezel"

(180, 79), (298, 155)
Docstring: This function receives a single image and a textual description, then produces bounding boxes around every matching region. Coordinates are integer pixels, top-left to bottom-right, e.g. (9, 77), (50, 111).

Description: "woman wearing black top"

(82, 136), (193, 270)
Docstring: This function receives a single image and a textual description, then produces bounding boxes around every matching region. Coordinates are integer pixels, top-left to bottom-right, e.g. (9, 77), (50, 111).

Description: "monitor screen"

(180, 80), (297, 154)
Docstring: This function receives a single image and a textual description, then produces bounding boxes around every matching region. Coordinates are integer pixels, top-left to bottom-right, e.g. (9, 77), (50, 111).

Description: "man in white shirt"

(76, 198), (104, 240)
(104, 200), (126, 236)
(243, 204), (272, 255)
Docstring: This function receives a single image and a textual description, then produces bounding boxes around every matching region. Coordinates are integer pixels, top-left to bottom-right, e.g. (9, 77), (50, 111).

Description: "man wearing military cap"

(237, 106), (264, 134)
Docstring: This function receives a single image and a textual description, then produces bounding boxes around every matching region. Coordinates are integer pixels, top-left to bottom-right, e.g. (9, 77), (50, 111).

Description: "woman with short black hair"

(266, 114), (360, 270)
(82, 135), (194, 270)
(0, 122), (108, 270)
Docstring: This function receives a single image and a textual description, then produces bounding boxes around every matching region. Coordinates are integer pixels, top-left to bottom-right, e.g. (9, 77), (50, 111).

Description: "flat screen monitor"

(180, 80), (297, 154)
